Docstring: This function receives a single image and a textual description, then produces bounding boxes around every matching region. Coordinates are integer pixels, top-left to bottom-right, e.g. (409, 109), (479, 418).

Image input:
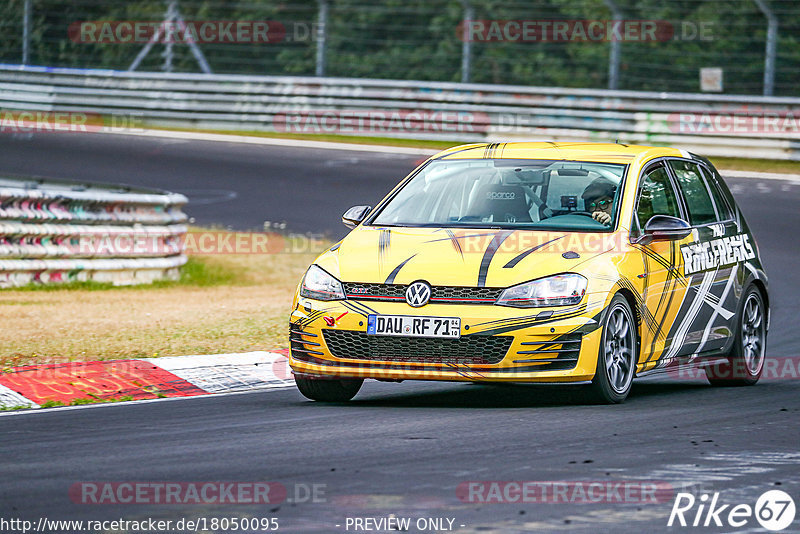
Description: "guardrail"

(1, 64), (799, 160)
(0, 174), (187, 287)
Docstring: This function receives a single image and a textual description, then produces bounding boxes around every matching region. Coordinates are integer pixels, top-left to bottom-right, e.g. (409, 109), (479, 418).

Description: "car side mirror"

(342, 205), (372, 229)
(639, 214), (692, 244)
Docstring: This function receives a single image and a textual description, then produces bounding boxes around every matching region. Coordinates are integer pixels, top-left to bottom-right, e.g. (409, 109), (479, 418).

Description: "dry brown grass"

(0, 238), (326, 367)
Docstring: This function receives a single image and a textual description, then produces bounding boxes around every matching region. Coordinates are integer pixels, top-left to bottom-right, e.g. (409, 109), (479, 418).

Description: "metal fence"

(1, 0), (798, 97)
(1, 65), (799, 160)
(0, 173), (188, 287)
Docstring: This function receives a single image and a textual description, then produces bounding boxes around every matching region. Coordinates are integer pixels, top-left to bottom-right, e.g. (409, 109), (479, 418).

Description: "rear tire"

(588, 294), (637, 404)
(706, 286), (766, 386)
(295, 376), (363, 402)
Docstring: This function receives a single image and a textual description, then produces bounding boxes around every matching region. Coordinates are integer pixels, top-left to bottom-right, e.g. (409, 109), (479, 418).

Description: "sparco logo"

(486, 191), (516, 200)
(405, 281), (432, 307)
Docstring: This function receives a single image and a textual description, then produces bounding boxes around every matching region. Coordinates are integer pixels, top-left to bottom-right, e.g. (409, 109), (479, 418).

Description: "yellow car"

(289, 142), (769, 403)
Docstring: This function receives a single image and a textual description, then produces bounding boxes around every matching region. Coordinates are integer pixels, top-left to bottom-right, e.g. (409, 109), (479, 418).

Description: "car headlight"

(495, 274), (587, 308)
(300, 265), (345, 301)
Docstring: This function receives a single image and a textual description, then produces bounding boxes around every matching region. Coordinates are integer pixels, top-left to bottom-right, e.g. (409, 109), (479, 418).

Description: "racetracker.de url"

(0, 516), (279, 533)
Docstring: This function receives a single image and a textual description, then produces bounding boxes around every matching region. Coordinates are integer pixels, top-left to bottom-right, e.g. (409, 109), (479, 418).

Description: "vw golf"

(289, 142), (769, 403)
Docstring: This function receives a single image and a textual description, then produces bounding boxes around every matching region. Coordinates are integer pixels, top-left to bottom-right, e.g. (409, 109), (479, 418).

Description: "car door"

(666, 158), (741, 356)
(631, 161), (692, 368)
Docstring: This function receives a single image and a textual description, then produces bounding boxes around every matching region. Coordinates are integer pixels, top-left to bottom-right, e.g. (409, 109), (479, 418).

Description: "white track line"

(106, 130), (800, 181)
(719, 169), (800, 182)
(106, 129), (439, 156)
(0, 386), (295, 418)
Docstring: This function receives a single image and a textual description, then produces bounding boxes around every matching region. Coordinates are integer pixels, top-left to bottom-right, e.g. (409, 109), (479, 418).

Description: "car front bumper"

(288, 295), (608, 383)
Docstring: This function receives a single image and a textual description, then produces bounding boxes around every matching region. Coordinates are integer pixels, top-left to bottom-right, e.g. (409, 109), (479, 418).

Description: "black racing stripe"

(425, 231), (499, 244)
(503, 236), (564, 268)
(378, 229), (391, 263)
(635, 245), (687, 287)
(615, 276), (656, 331)
(384, 255), (416, 284)
(345, 300), (379, 315)
(485, 142), (501, 159)
(630, 244), (686, 361)
(297, 310), (326, 327)
(477, 230), (513, 287)
(471, 301), (586, 329)
(618, 277), (660, 345)
(470, 303), (590, 336)
(475, 307), (590, 337)
(433, 144), (488, 160)
(643, 244), (680, 361)
(341, 301), (370, 317)
(657, 244), (680, 335)
(445, 229), (464, 259)
(655, 244), (681, 344)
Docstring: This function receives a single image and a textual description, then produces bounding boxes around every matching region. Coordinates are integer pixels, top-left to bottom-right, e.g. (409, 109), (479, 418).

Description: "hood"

(325, 226), (618, 288)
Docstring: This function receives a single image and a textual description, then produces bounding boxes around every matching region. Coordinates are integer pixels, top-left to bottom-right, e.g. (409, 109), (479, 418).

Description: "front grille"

(513, 333), (582, 371)
(342, 282), (503, 304)
(322, 330), (512, 365)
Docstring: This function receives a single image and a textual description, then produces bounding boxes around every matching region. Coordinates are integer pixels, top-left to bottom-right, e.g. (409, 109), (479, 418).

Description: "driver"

(581, 178), (617, 226)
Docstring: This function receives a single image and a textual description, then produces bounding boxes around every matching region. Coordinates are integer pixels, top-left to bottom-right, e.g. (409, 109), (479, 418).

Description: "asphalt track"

(1, 132), (799, 533)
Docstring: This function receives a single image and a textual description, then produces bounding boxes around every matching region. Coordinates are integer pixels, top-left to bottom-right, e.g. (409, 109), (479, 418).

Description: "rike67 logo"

(668, 490), (796, 531)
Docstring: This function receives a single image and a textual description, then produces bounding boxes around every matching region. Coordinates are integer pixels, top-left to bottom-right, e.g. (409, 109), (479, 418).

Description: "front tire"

(706, 286), (766, 386)
(295, 376), (363, 402)
(589, 294), (637, 404)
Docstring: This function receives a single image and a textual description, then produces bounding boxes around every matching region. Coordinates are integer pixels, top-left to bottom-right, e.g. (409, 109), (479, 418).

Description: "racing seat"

(465, 184), (532, 224)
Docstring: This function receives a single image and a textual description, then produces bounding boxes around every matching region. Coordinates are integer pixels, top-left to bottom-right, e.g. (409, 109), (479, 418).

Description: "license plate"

(367, 315), (461, 339)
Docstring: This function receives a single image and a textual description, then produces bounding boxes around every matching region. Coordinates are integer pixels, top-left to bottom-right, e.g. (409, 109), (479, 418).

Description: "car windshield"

(370, 159), (627, 231)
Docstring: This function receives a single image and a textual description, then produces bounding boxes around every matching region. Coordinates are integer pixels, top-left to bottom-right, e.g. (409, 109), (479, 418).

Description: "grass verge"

(0, 231), (326, 367)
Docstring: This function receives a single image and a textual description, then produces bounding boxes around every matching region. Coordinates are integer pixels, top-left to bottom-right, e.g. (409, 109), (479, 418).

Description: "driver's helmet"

(581, 178), (617, 210)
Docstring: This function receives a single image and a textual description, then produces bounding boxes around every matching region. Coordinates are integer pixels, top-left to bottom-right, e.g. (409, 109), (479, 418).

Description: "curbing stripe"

(0, 351), (294, 410)
(142, 351), (294, 393)
(0, 383), (39, 409)
(0, 360), (207, 406)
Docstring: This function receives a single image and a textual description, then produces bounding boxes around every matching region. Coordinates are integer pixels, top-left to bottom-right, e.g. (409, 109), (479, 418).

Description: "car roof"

(434, 142), (687, 166)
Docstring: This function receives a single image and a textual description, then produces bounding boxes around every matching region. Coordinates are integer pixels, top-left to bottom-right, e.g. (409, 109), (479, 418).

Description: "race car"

(288, 142), (769, 403)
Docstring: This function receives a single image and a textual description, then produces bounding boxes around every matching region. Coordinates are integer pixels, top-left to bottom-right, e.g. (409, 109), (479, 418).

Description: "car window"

(370, 159), (626, 231)
(636, 164), (681, 230)
(699, 165), (733, 221)
(668, 160), (717, 225)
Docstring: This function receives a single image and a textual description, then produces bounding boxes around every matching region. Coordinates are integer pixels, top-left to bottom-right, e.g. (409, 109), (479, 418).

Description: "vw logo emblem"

(405, 281), (432, 307)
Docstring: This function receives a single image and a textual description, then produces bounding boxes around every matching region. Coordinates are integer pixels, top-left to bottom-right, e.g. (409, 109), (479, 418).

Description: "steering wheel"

(559, 210), (595, 218)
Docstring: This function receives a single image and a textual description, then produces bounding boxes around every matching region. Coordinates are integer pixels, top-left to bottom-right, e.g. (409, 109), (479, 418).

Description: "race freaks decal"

(680, 233), (755, 276)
